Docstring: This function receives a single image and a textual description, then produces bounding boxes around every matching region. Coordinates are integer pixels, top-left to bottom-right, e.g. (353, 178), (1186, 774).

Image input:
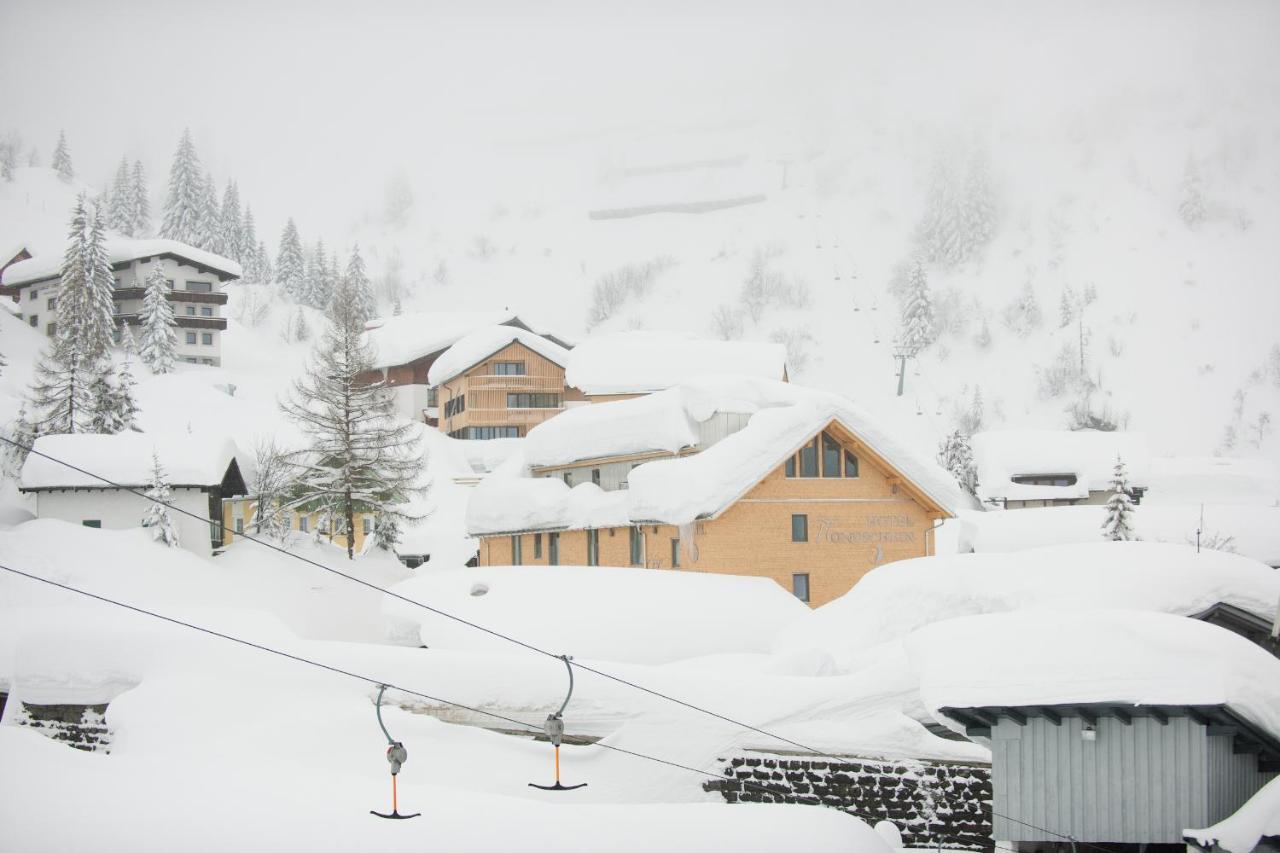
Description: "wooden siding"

(437, 340), (566, 437)
(1207, 734), (1277, 824)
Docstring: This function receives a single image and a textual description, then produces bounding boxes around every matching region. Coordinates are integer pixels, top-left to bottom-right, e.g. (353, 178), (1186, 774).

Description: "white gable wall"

(34, 487), (218, 558)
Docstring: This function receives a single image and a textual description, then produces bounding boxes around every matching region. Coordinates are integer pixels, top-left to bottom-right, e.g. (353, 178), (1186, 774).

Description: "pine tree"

(302, 239), (329, 308)
(217, 180), (243, 261)
(161, 129), (204, 244)
(54, 195), (116, 363)
(936, 430), (978, 497)
(194, 170), (220, 252)
(3, 405), (37, 477)
(256, 239), (273, 285)
(275, 218), (305, 300)
(1101, 455), (1137, 541)
(343, 243), (377, 324)
(129, 160), (151, 237)
(141, 451), (180, 547)
(51, 131), (74, 182)
(139, 262), (178, 373)
(107, 157), (133, 235)
(281, 270), (424, 559)
(92, 347), (139, 433)
(241, 206), (258, 274)
(28, 344), (94, 435)
(899, 256), (936, 354)
(1179, 154), (1206, 229)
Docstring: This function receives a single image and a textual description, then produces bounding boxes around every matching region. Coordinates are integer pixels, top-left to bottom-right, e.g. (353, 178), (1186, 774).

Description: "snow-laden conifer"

(194, 170), (220, 252)
(55, 196), (115, 363)
(241, 206), (258, 275)
(275, 218), (305, 299)
(1179, 155), (1206, 229)
(139, 262), (178, 373)
(898, 256), (936, 354)
(344, 243), (376, 324)
(1101, 455), (1138, 541)
(51, 131), (74, 182)
(936, 430), (978, 497)
(161, 130), (204, 244)
(129, 160), (151, 237)
(281, 268), (424, 559)
(106, 158), (132, 234)
(3, 404), (36, 477)
(0, 138), (15, 182)
(217, 180), (243, 261)
(141, 452), (180, 547)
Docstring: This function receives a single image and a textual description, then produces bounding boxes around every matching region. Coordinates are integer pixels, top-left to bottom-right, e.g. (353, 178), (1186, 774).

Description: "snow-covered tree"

(342, 244), (376, 323)
(141, 452), (180, 547)
(194, 170), (220, 252)
(161, 129), (204, 245)
(898, 256), (936, 354)
(936, 430), (978, 497)
(138, 262), (178, 373)
(1101, 455), (1137, 542)
(1178, 154), (1206, 229)
(89, 348), (139, 434)
(129, 160), (151, 237)
(917, 145), (998, 268)
(241, 206), (258, 274)
(1002, 279), (1042, 337)
(51, 130), (74, 182)
(0, 137), (15, 182)
(256, 239), (273, 286)
(55, 196), (116, 363)
(3, 405), (37, 477)
(301, 239), (331, 309)
(275, 218), (305, 300)
(28, 342), (94, 435)
(216, 180), (243, 261)
(281, 270), (424, 559)
(392, 293), (403, 316)
(249, 438), (295, 542)
(107, 157), (133, 234)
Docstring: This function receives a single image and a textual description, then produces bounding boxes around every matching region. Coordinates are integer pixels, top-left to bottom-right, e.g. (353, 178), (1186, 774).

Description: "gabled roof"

(21, 432), (242, 491)
(1, 238), (242, 287)
(427, 326), (570, 386)
(565, 331), (787, 396)
(361, 310), (519, 370)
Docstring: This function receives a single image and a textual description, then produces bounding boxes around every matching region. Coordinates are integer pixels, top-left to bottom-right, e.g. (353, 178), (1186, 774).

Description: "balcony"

(112, 287), (228, 305)
(466, 374), (564, 391)
(118, 313), (228, 331)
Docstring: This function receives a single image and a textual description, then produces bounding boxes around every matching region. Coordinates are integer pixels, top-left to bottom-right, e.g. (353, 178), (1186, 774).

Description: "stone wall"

(12, 701), (112, 753)
(705, 753), (993, 851)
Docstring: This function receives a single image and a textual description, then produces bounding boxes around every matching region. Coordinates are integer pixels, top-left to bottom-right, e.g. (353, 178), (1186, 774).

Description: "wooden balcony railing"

(466, 374), (564, 391)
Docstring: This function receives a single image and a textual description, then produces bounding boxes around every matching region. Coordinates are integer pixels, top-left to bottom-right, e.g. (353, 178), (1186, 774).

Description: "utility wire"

(2, 437), (1106, 851)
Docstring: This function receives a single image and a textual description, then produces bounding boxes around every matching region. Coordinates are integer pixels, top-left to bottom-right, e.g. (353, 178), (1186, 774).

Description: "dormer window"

(1011, 474), (1078, 487)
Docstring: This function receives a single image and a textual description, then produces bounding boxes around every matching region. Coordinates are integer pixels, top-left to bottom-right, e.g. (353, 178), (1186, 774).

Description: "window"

(47, 297), (56, 310)
(792, 514), (808, 542)
(785, 432), (859, 479)
(200, 306), (213, 317)
(299, 516), (309, 533)
(562, 472), (572, 486)
(82, 520), (101, 529)
(46, 323), (56, 337)
(844, 451), (859, 478)
(785, 456), (796, 478)
(799, 437), (818, 477)
(512, 535), (523, 565)
(792, 573), (810, 603)
(629, 526), (642, 566)
(670, 538), (681, 568)
(186, 332), (197, 345)
(444, 395), (466, 418)
(234, 518), (244, 534)
(427, 387), (438, 407)
(534, 533), (542, 559)
(363, 517), (373, 535)
(591, 468), (600, 486)
(506, 393), (560, 408)
(186, 306), (197, 316)
(586, 529), (598, 566)
(822, 433), (842, 478)
(185, 280), (213, 293)
(111, 328), (122, 345)
(165, 278), (175, 289)
(548, 532), (559, 565)
(466, 426), (519, 440)
(27, 289), (36, 301)
(492, 362), (525, 375)
(28, 315), (37, 328)
(202, 333), (213, 345)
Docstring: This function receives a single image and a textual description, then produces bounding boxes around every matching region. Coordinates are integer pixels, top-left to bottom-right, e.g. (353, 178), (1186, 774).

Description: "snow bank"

(1146, 456), (1280, 506)
(21, 430), (238, 489)
(777, 541), (1280, 669)
(384, 564), (811, 663)
(3, 236), (241, 285)
(972, 429), (1150, 504)
(910, 610), (1280, 742)
(427, 324), (570, 385)
(361, 309), (514, 369)
(1185, 776), (1280, 853)
(566, 330), (787, 396)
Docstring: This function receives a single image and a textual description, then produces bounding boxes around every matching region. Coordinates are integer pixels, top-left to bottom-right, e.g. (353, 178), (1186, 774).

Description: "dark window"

(822, 432), (842, 478)
(586, 529), (598, 566)
(792, 514), (808, 542)
(200, 306), (213, 317)
(591, 468), (600, 486)
(27, 289), (36, 300)
(492, 361), (525, 375)
(534, 533), (542, 559)
(299, 516), (309, 533)
(799, 437), (819, 477)
(671, 538), (680, 568)
(111, 328), (122, 344)
(28, 315), (37, 328)
(629, 526), (642, 566)
(785, 456), (796, 478)
(201, 333), (213, 345)
(186, 306), (197, 316)
(186, 332), (197, 345)
(185, 280), (213, 293)
(562, 472), (572, 486)
(548, 532), (559, 565)
(47, 297), (56, 310)
(47, 323), (56, 337)
(792, 573), (810, 603)
(844, 451), (859, 478)
(506, 393), (560, 408)
(466, 426), (519, 440)
(511, 535), (523, 565)
(427, 387), (438, 407)
(234, 518), (244, 534)
(82, 519), (101, 528)
(165, 278), (175, 289)
(1011, 474), (1078, 487)
(363, 517), (372, 535)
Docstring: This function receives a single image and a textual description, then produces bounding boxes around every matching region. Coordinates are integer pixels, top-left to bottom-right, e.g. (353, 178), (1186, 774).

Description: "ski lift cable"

(0, 561), (1112, 851)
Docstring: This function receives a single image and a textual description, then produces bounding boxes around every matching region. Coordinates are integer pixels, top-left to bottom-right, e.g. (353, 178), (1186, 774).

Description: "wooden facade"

(438, 340), (582, 439)
(477, 421), (949, 606)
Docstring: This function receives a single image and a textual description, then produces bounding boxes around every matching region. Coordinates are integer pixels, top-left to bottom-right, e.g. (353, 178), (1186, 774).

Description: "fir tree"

(138, 262), (178, 373)
(936, 430), (978, 497)
(195, 170), (220, 252)
(343, 243), (376, 324)
(1179, 154), (1206, 228)
(129, 160), (151, 237)
(241, 206), (258, 274)
(217, 180), (243, 261)
(55, 195), (116, 363)
(275, 218), (305, 300)
(899, 256), (936, 354)
(281, 270), (424, 559)
(161, 129), (204, 244)
(1, 137), (17, 182)
(3, 404), (37, 477)
(141, 451), (180, 547)
(107, 157), (133, 235)
(28, 343), (94, 435)
(51, 130), (74, 182)
(256, 239), (273, 285)
(302, 239), (330, 308)
(1101, 455), (1138, 541)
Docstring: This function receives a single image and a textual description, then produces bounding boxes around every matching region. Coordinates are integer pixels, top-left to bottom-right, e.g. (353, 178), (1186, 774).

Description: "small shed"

(20, 432), (246, 557)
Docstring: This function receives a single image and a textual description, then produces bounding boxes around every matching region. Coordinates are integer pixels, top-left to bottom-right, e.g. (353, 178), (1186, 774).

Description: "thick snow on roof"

(361, 310), (515, 369)
(566, 330), (787, 395)
(2, 237), (242, 286)
(427, 325), (570, 386)
(384, 564), (811, 664)
(1146, 455), (1280, 506)
(21, 431), (239, 489)
(911, 610), (1280, 742)
(972, 429), (1150, 503)
(467, 476), (630, 535)
(777, 541), (1280, 669)
(1186, 776), (1280, 853)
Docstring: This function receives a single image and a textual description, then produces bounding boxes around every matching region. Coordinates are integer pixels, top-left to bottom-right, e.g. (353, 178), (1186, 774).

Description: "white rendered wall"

(34, 487), (218, 558)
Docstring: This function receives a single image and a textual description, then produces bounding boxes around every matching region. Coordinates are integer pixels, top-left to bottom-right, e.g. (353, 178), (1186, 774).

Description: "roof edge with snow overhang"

(427, 326), (571, 387)
(1, 238), (242, 289)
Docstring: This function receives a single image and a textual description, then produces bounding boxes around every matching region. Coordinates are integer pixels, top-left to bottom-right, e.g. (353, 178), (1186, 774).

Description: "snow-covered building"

(467, 378), (968, 606)
(565, 331), (788, 403)
(429, 325), (576, 440)
(357, 311), (572, 424)
(921, 611), (1280, 851)
(0, 238), (240, 367)
(972, 429), (1150, 509)
(20, 432), (246, 558)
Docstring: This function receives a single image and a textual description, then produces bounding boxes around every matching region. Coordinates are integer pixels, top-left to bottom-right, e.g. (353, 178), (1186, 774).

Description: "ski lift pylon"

(529, 655), (587, 792)
(370, 685), (421, 819)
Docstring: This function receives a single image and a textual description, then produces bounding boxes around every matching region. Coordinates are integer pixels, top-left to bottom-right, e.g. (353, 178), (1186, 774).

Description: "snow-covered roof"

(2, 237), (242, 286)
(21, 432), (240, 490)
(972, 429), (1151, 504)
(468, 378), (970, 535)
(427, 325), (570, 386)
(361, 310), (516, 369)
(1186, 776), (1280, 853)
(565, 331), (787, 396)
(911, 610), (1280, 743)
